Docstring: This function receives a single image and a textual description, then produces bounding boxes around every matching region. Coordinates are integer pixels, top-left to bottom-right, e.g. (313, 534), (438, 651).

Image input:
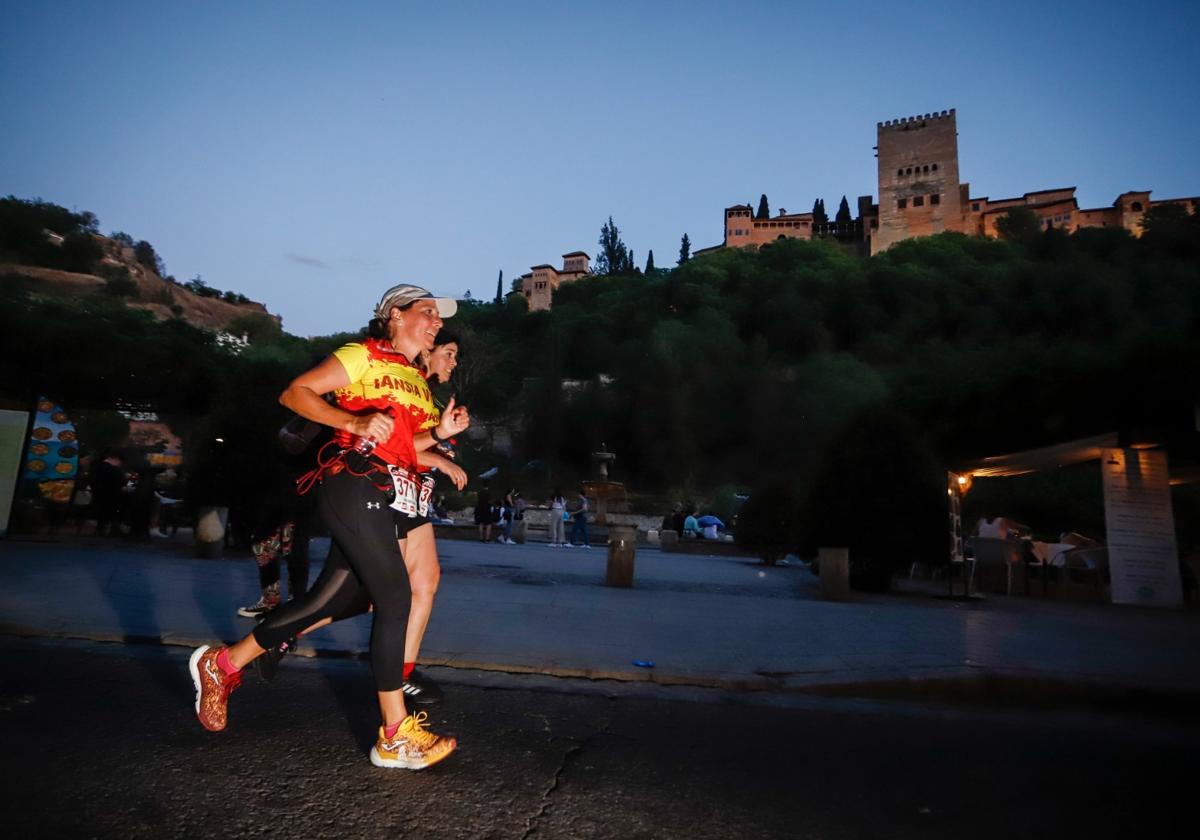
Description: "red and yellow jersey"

(330, 338), (436, 468)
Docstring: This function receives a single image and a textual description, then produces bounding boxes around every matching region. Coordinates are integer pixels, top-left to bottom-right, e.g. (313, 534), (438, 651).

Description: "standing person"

(547, 489), (566, 547)
(87, 450), (125, 537)
(237, 414), (327, 618)
(568, 488), (591, 548)
(188, 283), (468, 771)
(475, 485), (494, 543)
(498, 489), (517, 544)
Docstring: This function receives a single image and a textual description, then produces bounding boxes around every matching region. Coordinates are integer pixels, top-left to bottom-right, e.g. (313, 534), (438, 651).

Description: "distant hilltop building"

(520, 251), (590, 311)
(700, 108), (1197, 257)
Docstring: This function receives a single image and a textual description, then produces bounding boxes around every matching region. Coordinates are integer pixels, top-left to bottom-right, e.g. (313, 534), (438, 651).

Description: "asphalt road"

(1, 637), (1194, 839)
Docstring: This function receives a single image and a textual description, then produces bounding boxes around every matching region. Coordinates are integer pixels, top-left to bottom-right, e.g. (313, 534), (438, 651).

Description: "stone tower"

(873, 109), (962, 254)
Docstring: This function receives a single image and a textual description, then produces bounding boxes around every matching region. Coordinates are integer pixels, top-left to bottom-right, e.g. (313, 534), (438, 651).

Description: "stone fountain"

(582, 443), (626, 525)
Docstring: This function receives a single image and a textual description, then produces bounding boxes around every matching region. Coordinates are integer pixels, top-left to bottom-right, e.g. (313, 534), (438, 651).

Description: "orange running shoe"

(189, 645), (242, 732)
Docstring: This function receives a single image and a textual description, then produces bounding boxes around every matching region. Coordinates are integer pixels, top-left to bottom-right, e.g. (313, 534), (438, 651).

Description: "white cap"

(375, 284), (457, 320)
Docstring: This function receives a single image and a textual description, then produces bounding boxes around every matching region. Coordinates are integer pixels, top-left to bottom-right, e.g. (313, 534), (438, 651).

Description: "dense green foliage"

(0, 195), (102, 273)
(444, 212), (1200, 566)
(455, 218), (1199, 489)
(5, 193), (1199, 569)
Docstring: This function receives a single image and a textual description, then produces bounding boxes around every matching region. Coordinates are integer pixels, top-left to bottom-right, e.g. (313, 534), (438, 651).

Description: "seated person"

(697, 514), (725, 540)
(1059, 531), (1099, 549)
(662, 503), (684, 536)
(429, 494), (454, 525)
(682, 508), (700, 538)
(976, 516), (1026, 541)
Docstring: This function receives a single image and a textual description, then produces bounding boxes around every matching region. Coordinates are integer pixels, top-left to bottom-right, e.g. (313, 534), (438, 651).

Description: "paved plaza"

(2, 532), (1198, 700)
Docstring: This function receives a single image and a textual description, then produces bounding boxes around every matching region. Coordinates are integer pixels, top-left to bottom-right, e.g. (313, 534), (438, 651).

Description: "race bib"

(418, 474), (435, 517)
(388, 466), (436, 518)
(387, 465), (420, 516)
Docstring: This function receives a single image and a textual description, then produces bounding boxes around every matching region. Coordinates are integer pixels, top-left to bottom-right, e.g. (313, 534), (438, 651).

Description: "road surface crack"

(521, 718), (611, 838)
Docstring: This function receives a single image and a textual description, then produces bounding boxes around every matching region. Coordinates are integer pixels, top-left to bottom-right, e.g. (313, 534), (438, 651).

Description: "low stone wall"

(659, 532), (755, 557)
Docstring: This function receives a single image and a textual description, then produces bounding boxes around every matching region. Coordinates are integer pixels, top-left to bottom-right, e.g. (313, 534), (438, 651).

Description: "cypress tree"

(836, 195), (852, 224)
(678, 233), (691, 265)
(495, 269), (503, 303)
(757, 194), (770, 220)
(812, 199), (828, 226)
(645, 250), (655, 273)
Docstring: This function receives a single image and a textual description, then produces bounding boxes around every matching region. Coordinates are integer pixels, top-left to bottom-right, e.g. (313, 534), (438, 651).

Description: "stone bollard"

(606, 525), (638, 587)
(195, 506), (229, 558)
(512, 519), (527, 544)
(660, 529), (679, 552)
(819, 547), (850, 600)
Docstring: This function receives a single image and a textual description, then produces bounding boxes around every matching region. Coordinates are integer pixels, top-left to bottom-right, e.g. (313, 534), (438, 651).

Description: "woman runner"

(189, 283), (467, 771)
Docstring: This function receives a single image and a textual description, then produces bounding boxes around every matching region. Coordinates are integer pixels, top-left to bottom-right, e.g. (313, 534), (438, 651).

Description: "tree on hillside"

(134, 240), (166, 277)
(757, 194), (770, 220)
(645, 250), (655, 273)
(495, 269), (503, 303)
(596, 216), (632, 275)
(836, 196), (852, 224)
(678, 233), (691, 264)
(995, 206), (1042, 244)
(1140, 203), (1200, 260)
(812, 199), (828, 225)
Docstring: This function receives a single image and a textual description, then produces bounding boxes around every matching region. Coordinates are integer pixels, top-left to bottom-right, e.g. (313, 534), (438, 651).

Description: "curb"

(6, 624), (1199, 712)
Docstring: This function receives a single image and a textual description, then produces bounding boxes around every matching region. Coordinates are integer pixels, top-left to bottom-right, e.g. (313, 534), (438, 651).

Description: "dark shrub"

(735, 481), (802, 565)
(802, 407), (945, 591)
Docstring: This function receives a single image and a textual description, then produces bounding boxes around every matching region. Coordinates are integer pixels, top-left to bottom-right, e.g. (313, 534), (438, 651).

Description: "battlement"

(878, 109), (955, 130)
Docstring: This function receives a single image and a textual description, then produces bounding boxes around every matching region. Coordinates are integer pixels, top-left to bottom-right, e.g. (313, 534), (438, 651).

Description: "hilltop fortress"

(703, 108), (1196, 257)
(518, 109), (1196, 311)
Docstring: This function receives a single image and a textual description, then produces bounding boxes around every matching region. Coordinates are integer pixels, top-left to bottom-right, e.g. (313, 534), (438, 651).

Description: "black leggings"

(253, 468), (410, 691)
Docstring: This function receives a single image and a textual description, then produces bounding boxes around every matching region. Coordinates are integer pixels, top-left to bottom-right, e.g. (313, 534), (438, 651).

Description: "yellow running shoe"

(369, 712), (457, 770)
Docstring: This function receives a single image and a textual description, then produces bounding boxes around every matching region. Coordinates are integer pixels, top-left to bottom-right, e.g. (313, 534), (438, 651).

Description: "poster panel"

(1101, 448), (1183, 608)
(0, 409), (31, 536)
(25, 397), (79, 506)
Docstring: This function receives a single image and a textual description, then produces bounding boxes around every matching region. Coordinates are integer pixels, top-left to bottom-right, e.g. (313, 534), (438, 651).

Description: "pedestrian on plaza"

(498, 489), (518, 544)
(475, 485), (496, 542)
(682, 505), (700, 538)
(87, 450), (125, 536)
(236, 413), (327, 619)
(548, 488), (566, 547)
(189, 283), (468, 770)
(567, 488), (591, 548)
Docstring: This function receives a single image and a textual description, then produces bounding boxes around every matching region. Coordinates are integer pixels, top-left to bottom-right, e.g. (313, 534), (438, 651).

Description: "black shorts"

(395, 512), (430, 538)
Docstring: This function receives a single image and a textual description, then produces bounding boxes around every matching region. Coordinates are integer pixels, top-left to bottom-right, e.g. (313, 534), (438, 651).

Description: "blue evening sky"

(3, 1), (1198, 336)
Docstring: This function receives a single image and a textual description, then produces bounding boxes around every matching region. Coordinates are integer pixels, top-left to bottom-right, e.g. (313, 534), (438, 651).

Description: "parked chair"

(1057, 546), (1109, 601)
(967, 537), (1024, 595)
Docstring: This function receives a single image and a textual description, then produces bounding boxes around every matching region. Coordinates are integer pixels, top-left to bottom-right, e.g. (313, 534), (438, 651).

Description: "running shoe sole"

(189, 645), (210, 724)
(369, 740), (457, 771)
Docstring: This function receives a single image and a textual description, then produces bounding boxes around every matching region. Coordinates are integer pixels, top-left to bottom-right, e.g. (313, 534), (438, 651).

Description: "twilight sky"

(3, 1), (1198, 336)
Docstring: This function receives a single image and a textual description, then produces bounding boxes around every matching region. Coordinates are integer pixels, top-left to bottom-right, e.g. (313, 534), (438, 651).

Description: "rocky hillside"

(1, 235), (277, 333)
